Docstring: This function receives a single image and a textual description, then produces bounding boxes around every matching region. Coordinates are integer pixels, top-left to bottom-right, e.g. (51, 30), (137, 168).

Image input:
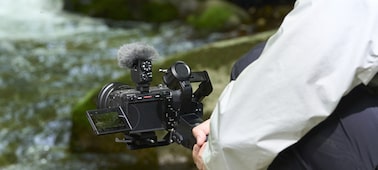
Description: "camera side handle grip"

(172, 113), (204, 149)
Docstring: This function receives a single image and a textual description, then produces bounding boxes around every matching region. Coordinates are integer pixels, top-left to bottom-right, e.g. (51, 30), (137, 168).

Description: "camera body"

(86, 60), (212, 149)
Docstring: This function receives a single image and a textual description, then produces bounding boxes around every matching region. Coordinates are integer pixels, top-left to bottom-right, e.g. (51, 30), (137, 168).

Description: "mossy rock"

(187, 0), (250, 33)
(70, 30), (275, 168)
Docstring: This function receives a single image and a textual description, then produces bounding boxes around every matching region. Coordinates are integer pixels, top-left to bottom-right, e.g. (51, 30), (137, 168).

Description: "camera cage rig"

(86, 60), (212, 150)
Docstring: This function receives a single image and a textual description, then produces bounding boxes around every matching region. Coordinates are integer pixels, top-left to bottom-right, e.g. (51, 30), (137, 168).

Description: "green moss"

(188, 5), (233, 31)
(187, 1), (250, 33)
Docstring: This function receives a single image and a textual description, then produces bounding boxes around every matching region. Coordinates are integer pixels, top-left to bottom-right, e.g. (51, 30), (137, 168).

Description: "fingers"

(196, 134), (207, 146)
(192, 120), (209, 170)
(192, 143), (207, 170)
(193, 144), (200, 160)
(192, 119), (210, 146)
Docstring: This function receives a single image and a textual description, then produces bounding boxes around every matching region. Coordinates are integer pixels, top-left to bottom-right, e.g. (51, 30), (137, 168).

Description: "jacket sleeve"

(202, 0), (378, 169)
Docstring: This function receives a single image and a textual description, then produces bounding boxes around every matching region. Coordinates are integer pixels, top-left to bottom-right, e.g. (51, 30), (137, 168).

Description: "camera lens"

(97, 82), (130, 109)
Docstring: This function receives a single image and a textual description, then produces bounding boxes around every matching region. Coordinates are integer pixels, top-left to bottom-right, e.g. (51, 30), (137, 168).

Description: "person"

(192, 0), (378, 169)
(209, 41), (378, 169)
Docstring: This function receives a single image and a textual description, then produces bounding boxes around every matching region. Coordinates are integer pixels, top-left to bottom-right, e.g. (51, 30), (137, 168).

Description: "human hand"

(193, 142), (207, 170)
(192, 119), (210, 146)
(192, 119), (210, 170)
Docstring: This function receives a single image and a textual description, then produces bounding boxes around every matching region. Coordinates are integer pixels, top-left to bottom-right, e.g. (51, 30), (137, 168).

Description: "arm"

(203, 0), (378, 169)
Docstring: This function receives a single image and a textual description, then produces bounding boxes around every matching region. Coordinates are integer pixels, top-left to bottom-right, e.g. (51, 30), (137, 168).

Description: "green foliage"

(63, 0), (293, 33)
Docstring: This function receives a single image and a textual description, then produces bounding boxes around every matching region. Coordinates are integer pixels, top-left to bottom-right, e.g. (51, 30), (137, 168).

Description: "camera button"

(143, 95), (153, 99)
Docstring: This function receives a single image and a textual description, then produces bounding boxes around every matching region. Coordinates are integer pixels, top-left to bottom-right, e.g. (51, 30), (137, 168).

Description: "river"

(0, 0), (232, 169)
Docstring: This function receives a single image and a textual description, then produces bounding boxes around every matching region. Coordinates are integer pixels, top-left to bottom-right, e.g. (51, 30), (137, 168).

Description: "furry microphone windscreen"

(117, 42), (160, 69)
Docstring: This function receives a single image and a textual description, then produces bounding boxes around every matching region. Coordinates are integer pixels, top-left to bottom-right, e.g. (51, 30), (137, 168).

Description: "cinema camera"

(86, 42), (213, 150)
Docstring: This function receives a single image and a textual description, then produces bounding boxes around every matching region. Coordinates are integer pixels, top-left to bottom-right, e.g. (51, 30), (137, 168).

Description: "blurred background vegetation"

(63, 0), (294, 34)
(0, 0), (294, 169)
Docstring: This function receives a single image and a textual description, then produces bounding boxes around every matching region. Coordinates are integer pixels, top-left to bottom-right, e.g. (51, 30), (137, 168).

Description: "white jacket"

(203, 0), (378, 169)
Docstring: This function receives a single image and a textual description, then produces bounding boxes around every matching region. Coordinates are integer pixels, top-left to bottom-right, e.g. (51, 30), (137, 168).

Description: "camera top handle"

(191, 71), (213, 102)
(161, 61), (213, 114)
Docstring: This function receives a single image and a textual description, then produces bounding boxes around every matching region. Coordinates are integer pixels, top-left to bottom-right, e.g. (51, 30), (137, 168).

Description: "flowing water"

(0, 0), (231, 169)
